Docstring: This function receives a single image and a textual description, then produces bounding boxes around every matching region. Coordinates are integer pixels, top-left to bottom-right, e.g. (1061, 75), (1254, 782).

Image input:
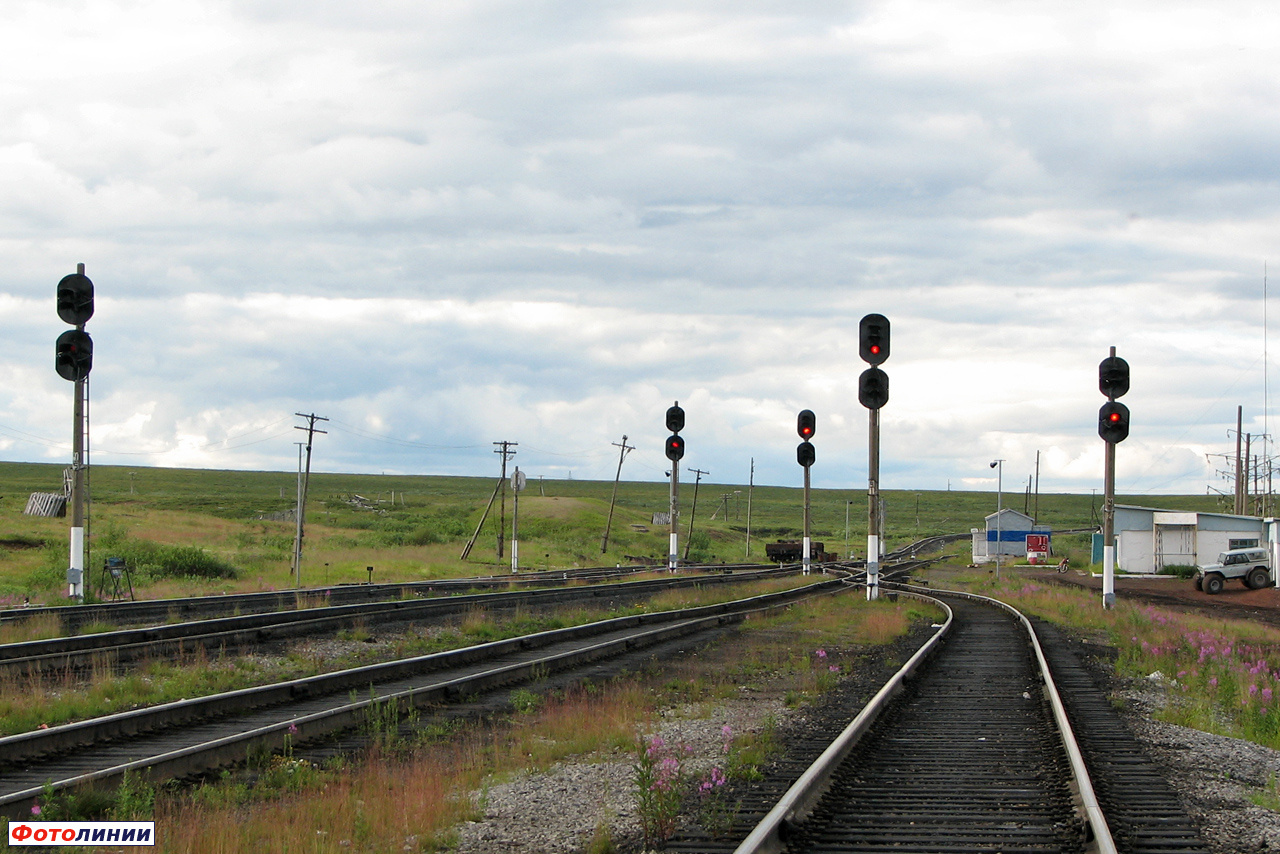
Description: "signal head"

(858, 313), (890, 365)
(665, 403), (685, 434)
(1098, 401), (1130, 444)
(858, 366), (889, 410)
(796, 440), (815, 468)
(55, 329), (93, 382)
(56, 273), (95, 326)
(797, 409), (816, 440)
(664, 434), (685, 461)
(1099, 355), (1130, 399)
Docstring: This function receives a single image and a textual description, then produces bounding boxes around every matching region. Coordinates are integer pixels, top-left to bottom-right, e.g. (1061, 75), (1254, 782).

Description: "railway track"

(668, 585), (1209, 854)
(0, 562), (731, 634)
(0, 566), (802, 682)
(0, 574), (848, 819)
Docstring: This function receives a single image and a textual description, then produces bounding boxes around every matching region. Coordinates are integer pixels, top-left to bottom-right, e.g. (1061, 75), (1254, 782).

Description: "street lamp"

(990, 460), (1004, 579)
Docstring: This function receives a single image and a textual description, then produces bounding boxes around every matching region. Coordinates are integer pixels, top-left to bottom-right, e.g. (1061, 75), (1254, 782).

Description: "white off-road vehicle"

(1194, 547), (1273, 595)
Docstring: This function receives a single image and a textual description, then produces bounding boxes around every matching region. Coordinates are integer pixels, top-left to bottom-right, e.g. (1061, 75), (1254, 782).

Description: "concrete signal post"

(664, 402), (685, 572)
(55, 265), (95, 601)
(797, 410), (816, 574)
(858, 314), (890, 599)
(1098, 348), (1131, 609)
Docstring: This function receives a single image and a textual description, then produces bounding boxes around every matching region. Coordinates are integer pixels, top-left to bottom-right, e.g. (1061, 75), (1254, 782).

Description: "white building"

(972, 508), (1053, 564)
(1099, 505), (1275, 574)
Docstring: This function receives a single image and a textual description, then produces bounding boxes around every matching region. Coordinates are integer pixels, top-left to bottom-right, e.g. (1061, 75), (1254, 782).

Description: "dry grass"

(109, 591), (933, 852)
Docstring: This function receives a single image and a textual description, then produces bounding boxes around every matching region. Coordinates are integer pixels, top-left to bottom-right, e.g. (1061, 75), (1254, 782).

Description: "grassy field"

(0, 460), (1230, 605)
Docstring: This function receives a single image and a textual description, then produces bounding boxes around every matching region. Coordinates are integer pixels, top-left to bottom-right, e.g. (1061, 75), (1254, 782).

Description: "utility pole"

(601, 435), (634, 554)
(746, 458), (754, 559)
(493, 441), (517, 559)
(1236, 406), (1245, 515)
(292, 412), (328, 588)
(1034, 450), (1041, 524)
(683, 468), (708, 561)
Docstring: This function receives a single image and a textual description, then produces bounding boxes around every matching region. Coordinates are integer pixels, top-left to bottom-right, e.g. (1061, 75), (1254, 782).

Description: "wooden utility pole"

(292, 412), (328, 588)
(683, 468), (708, 561)
(493, 441), (517, 558)
(600, 435), (634, 554)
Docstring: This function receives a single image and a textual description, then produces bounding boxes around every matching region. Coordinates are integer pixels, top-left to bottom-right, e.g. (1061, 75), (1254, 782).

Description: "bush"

(103, 540), (239, 581)
(1159, 564), (1198, 579)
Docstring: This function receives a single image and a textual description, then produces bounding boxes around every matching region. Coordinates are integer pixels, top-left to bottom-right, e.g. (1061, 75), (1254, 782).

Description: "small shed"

(971, 508), (1052, 564)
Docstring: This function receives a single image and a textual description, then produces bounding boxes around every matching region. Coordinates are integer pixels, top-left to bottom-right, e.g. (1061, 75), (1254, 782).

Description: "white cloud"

(0, 0), (1277, 499)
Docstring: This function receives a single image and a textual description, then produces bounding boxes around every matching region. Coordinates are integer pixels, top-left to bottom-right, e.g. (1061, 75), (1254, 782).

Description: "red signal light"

(1108, 412), (1121, 423)
(870, 344), (880, 355)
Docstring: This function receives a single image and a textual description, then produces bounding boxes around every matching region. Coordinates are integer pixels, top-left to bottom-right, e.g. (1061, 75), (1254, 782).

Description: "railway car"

(764, 541), (835, 563)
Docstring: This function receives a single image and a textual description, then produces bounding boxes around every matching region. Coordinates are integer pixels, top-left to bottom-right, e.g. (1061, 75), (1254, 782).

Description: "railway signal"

(796, 440), (815, 467)
(797, 409), (815, 440)
(56, 265), (95, 602)
(858, 367), (889, 410)
(1098, 346), (1128, 611)
(55, 329), (93, 382)
(859, 313), (890, 365)
(858, 313), (891, 599)
(796, 409), (816, 574)
(664, 402), (685, 572)
(1099, 355), (1130, 400)
(1098, 401), (1130, 444)
(56, 272), (94, 326)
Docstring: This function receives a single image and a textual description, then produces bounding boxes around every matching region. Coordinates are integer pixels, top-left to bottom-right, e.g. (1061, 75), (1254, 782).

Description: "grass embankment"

(22, 592), (939, 853)
(0, 460), (1232, 605)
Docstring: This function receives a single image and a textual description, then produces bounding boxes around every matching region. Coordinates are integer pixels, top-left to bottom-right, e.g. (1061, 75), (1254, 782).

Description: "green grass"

(0, 460), (1235, 605)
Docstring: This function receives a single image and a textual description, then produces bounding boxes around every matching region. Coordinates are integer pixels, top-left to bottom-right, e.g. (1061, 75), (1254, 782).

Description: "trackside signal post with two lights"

(1098, 347), (1130, 609)
(858, 314), (890, 598)
(56, 265), (94, 601)
(797, 410), (816, 574)
(665, 403), (685, 572)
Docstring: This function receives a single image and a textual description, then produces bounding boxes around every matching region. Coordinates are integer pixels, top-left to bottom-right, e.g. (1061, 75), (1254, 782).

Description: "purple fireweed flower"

(815, 649), (827, 659)
(31, 804), (41, 816)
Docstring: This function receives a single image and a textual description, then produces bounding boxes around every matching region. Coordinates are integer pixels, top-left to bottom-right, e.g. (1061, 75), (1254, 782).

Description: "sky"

(1, 0), (1277, 498)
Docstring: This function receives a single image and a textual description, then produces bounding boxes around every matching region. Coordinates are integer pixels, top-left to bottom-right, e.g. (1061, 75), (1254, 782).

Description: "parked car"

(1194, 547), (1272, 594)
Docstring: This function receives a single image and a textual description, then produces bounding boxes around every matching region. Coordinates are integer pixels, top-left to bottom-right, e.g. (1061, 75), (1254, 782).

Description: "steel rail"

(732, 584), (1118, 854)
(0, 567), (800, 678)
(0, 561), (776, 631)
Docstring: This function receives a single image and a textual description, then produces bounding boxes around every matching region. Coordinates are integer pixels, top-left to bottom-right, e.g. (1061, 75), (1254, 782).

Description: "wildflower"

(815, 649), (827, 659)
(289, 723), (299, 735)
(829, 665), (841, 673)
(31, 804), (41, 816)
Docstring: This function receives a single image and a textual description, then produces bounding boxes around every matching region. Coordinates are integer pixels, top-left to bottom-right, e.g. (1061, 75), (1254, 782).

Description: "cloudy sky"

(1, 1), (1276, 497)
